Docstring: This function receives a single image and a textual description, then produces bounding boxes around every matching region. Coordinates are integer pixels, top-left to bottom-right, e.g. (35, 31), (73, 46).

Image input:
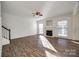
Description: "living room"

(0, 1), (79, 57)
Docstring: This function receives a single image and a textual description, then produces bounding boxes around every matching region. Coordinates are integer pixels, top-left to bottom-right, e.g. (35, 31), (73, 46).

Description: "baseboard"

(12, 34), (37, 40)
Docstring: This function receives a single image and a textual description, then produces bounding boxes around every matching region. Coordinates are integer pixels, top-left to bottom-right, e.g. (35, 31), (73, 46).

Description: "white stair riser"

(2, 38), (10, 45)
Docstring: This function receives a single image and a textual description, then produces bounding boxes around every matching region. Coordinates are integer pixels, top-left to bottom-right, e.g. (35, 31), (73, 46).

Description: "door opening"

(38, 24), (43, 35)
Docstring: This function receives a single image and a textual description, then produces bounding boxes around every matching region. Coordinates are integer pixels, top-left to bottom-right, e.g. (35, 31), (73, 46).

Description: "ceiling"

(1, 1), (79, 19)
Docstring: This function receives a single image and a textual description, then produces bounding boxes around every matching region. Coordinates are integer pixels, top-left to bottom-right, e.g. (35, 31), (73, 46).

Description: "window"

(57, 20), (68, 37)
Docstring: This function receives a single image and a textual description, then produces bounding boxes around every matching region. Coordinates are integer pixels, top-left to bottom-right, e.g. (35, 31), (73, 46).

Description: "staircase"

(2, 26), (11, 45)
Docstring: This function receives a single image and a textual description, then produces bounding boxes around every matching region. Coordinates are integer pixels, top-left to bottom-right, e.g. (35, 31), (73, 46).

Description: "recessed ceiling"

(1, 1), (78, 18)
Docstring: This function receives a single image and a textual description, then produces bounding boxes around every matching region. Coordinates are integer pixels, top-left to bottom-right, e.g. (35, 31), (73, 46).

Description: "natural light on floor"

(39, 35), (57, 57)
(71, 41), (79, 45)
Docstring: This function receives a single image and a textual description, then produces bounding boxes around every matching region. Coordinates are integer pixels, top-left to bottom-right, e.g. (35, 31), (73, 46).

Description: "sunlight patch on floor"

(45, 50), (57, 57)
(71, 41), (79, 45)
(39, 35), (58, 57)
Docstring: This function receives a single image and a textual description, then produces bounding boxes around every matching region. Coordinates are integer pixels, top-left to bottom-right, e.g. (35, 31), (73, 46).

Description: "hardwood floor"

(2, 35), (79, 57)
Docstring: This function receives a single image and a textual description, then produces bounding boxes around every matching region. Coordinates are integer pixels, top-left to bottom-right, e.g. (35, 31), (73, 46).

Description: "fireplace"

(46, 30), (52, 36)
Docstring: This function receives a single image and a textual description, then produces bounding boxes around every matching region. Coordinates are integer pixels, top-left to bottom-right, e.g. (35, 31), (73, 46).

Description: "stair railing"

(2, 26), (11, 42)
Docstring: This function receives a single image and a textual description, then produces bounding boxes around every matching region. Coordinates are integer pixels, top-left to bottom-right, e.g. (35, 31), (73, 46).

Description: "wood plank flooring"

(2, 35), (79, 57)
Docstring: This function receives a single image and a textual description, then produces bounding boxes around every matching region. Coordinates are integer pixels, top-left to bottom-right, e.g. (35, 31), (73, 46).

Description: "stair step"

(2, 38), (10, 45)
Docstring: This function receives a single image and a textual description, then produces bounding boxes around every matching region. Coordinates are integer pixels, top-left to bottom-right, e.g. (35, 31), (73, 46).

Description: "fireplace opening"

(46, 30), (52, 36)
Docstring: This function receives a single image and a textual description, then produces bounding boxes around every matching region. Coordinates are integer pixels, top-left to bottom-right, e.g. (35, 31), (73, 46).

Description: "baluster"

(4, 29), (6, 38)
(2, 28), (4, 38)
(5, 29), (6, 39)
(9, 29), (11, 40)
(7, 31), (9, 39)
(3, 28), (5, 38)
(2, 26), (11, 43)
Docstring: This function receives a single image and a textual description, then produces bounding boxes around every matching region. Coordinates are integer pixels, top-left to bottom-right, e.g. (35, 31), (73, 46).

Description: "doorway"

(38, 23), (44, 35)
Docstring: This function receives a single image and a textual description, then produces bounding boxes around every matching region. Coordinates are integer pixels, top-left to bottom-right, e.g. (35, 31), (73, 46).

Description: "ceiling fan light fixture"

(32, 11), (43, 17)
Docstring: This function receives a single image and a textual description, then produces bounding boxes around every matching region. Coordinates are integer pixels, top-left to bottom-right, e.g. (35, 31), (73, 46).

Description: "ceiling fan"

(32, 11), (43, 17)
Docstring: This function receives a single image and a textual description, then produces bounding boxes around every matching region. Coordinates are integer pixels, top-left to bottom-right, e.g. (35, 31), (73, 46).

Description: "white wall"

(0, 1), (2, 57)
(75, 14), (79, 40)
(2, 13), (37, 39)
(72, 12), (79, 40)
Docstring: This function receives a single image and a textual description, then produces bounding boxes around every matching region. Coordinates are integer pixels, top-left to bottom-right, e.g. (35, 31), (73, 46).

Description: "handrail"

(2, 26), (10, 31)
(2, 26), (11, 41)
